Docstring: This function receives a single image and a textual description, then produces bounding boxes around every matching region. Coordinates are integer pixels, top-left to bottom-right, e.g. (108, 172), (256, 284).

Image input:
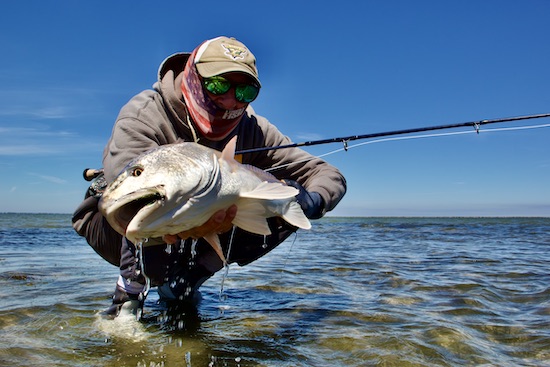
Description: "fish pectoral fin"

(282, 201), (312, 230)
(203, 233), (227, 265)
(232, 198), (272, 235)
(239, 181), (299, 200)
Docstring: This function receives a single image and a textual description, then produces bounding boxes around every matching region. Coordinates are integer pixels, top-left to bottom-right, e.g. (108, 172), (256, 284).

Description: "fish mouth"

(101, 187), (166, 236)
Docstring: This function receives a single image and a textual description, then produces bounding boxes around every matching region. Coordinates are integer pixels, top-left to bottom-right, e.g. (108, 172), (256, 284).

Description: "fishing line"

(276, 231), (299, 282)
(265, 122), (550, 173)
(218, 226), (237, 301)
(136, 240), (150, 321)
(237, 113), (550, 155)
(326, 122), (550, 156)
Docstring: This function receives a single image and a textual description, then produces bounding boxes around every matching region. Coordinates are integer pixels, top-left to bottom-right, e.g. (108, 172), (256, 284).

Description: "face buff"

(181, 50), (246, 141)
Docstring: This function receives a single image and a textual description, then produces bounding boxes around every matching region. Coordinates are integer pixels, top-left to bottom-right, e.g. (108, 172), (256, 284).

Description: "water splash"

(94, 310), (148, 342)
(189, 239), (198, 267)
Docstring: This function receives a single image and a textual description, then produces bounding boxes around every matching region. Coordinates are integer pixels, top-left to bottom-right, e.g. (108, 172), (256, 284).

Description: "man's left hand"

(283, 179), (325, 219)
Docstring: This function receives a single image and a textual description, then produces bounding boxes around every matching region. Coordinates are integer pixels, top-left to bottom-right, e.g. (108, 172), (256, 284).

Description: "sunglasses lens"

(235, 84), (260, 103)
(203, 77), (231, 95)
(203, 76), (260, 103)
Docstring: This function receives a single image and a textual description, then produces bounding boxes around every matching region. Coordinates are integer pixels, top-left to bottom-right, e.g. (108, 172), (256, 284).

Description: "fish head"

(99, 143), (217, 241)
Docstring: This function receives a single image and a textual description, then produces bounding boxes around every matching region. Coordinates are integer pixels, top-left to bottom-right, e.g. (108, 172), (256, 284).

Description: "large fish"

(98, 137), (311, 263)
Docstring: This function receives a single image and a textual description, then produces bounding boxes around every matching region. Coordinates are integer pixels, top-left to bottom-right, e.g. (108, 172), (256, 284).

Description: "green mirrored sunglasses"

(202, 76), (260, 103)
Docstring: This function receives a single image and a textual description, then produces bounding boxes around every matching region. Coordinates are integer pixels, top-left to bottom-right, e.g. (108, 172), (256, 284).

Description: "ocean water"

(0, 213), (549, 367)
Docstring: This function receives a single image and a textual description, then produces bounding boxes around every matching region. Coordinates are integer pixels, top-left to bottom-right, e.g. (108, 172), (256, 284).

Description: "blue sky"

(1, 1), (549, 216)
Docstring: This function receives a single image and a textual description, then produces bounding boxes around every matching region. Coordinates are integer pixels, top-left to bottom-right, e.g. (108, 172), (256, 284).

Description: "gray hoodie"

(102, 53), (346, 215)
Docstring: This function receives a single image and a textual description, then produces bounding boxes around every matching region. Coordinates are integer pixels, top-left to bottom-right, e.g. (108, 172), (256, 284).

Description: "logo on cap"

(222, 44), (248, 61)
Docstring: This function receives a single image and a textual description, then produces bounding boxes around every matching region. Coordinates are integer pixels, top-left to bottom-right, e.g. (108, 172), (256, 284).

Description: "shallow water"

(0, 214), (549, 366)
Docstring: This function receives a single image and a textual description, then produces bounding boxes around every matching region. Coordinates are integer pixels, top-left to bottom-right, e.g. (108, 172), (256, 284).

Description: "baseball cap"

(194, 36), (261, 86)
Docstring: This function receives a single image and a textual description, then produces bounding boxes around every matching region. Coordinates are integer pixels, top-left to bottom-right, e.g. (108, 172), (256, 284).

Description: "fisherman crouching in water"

(72, 36), (346, 318)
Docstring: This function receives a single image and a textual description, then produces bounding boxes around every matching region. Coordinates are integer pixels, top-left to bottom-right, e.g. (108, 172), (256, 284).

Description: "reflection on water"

(0, 214), (549, 366)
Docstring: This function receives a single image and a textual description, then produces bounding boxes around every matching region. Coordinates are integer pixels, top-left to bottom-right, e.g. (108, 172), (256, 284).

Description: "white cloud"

(0, 126), (101, 156)
(0, 126), (77, 137)
(0, 85), (112, 121)
(27, 173), (67, 185)
(0, 145), (61, 156)
(294, 132), (324, 141)
(0, 106), (73, 119)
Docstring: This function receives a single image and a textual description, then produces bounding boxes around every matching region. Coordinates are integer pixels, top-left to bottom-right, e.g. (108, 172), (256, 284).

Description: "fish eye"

(132, 167), (144, 177)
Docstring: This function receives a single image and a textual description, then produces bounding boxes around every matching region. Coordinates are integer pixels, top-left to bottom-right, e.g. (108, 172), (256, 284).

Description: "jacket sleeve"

(242, 116), (347, 215)
(102, 91), (181, 183)
(72, 196), (123, 266)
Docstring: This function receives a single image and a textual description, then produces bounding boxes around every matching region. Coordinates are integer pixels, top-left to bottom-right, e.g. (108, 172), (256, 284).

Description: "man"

(73, 36), (346, 318)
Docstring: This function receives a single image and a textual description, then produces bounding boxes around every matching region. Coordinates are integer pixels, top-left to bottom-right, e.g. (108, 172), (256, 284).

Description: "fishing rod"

(82, 113), (550, 181)
(235, 113), (550, 155)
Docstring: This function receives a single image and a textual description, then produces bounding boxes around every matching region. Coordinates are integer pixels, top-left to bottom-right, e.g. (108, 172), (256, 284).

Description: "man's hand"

(162, 205), (238, 244)
(282, 179), (325, 219)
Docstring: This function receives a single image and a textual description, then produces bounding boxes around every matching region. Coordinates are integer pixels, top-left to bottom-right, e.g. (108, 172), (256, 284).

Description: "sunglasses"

(202, 76), (260, 103)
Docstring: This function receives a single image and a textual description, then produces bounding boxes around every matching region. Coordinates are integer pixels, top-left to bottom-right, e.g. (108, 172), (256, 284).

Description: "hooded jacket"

(103, 53), (346, 214)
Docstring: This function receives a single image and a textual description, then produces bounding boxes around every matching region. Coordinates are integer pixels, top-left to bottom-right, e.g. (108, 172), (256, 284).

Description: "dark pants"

(73, 196), (297, 299)
(119, 217), (297, 299)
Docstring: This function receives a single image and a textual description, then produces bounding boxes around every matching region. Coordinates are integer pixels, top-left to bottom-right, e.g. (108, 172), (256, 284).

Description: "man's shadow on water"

(141, 295), (204, 333)
(149, 285), (350, 336)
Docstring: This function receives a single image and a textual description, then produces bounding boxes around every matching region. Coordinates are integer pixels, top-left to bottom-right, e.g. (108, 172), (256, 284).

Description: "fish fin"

(282, 201), (312, 230)
(203, 233), (227, 265)
(221, 136), (238, 162)
(240, 181), (299, 200)
(232, 198), (272, 235)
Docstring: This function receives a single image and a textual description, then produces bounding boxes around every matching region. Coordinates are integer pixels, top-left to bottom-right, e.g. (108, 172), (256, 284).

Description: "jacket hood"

(157, 53), (191, 82)
(157, 51), (248, 142)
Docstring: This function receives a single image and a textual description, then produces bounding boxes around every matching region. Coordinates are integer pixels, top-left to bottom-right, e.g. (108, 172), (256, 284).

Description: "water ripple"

(0, 214), (549, 366)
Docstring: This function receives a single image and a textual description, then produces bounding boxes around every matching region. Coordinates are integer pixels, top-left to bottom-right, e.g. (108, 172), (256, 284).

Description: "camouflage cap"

(194, 36), (261, 86)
